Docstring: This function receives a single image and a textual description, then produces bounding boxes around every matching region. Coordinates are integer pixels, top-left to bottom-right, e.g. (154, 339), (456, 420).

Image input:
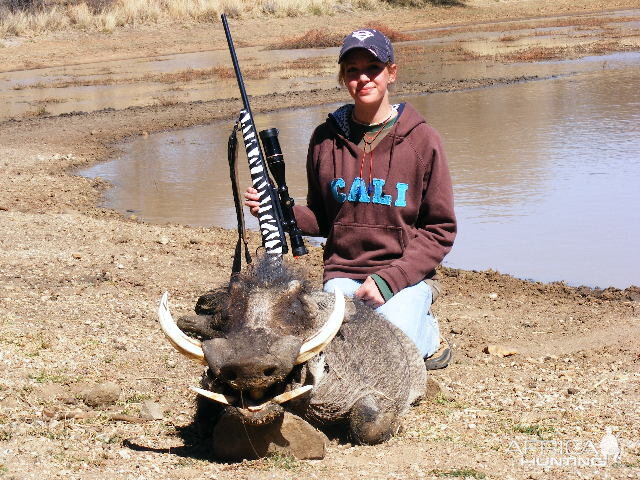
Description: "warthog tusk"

(295, 288), (345, 364)
(247, 385), (314, 412)
(190, 386), (235, 405)
(158, 292), (207, 365)
(272, 384), (313, 404)
(192, 385), (312, 412)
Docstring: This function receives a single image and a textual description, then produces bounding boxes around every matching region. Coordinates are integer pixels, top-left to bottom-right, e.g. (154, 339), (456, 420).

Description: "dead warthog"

(159, 256), (426, 458)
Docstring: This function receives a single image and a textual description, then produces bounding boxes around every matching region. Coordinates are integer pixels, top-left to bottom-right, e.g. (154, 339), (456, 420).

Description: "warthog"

(159, 256), (426, 455)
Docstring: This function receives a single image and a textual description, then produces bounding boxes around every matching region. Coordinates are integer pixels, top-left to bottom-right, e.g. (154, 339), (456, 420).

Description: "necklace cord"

(357, 110), (395, 194)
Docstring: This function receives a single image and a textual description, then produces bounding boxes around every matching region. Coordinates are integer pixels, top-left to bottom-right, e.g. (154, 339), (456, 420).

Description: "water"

(79, 61), (640, 289)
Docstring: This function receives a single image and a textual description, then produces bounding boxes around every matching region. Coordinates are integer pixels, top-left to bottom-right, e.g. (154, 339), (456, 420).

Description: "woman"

(245, 29), (456, 368)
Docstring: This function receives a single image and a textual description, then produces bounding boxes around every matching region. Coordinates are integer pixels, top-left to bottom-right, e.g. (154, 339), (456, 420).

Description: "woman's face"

(342, 49), (397, 108)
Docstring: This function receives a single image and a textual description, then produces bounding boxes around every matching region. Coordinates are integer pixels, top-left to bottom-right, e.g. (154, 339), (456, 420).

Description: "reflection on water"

(79, 63), (640, 288)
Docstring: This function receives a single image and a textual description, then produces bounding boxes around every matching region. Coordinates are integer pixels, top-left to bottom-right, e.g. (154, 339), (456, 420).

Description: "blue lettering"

(330, 178), (346, 203)
(371, 178), (392, 205)
(394, 183), (408, 207)
(347, 177), (370, 203)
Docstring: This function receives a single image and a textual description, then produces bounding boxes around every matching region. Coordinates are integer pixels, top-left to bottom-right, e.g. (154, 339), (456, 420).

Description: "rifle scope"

(259, 128), (308, 257)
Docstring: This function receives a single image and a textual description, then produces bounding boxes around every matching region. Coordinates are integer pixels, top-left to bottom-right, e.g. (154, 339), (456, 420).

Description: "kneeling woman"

(246, 29), (457, 368)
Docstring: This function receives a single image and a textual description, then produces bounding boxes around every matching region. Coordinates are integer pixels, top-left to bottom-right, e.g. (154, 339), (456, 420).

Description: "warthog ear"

(195, 288), (228, 315)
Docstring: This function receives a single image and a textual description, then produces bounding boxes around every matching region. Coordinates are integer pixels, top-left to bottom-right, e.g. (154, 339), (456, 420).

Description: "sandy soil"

(1, 1), (639, 479)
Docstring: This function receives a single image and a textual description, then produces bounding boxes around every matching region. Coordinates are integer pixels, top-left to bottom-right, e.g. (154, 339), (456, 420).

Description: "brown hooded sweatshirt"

(293, 102), (457, 294)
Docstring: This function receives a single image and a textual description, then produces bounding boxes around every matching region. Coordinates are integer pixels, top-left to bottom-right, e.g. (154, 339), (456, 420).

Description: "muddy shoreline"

(1, 2), (639, 479)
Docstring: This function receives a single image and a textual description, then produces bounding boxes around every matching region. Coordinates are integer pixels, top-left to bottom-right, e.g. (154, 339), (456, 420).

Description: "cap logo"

(351, 30), (374, 41)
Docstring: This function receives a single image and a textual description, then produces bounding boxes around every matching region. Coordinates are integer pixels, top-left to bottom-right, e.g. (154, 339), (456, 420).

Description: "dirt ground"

(1, 0), (639, 479)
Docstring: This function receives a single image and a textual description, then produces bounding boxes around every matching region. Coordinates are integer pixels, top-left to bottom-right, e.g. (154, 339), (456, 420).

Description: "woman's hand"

(244, 187), (260, 217)
(354, 276), (385, 308)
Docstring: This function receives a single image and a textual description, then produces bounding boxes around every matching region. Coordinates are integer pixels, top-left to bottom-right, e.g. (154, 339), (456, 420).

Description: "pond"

(79, 54), (640, 289)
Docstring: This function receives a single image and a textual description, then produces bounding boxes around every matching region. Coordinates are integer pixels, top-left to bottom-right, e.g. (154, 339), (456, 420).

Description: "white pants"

(324, 278), (440, 357)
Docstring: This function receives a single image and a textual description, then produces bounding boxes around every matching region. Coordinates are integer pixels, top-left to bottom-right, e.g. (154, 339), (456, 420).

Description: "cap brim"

(337, 46), (383, 64)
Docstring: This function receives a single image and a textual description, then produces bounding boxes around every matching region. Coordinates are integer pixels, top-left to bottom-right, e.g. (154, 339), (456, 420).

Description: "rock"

(157, 236), (170, 245)
(118, 449), (131, 459)
(567, 387), (579, 395)
(71, 253), (82, 259)
(79, 382), (121, 407)
(212, 411), (328, 461)
(0, 396), (22, 408)
(142, 400), (164, 420)
(450, 327), (463, 335)
(483, 345), (519, 357)
(33, 384), (72, 403)
(488, 292), (498, 300)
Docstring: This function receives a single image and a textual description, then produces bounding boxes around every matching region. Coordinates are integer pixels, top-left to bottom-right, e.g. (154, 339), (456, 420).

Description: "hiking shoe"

(424, 337), (452, 370)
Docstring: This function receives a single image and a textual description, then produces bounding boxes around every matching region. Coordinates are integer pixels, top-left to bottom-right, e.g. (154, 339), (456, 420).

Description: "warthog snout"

(203, 333), (302, 392)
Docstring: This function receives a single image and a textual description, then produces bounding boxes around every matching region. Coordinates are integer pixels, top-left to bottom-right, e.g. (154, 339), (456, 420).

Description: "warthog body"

(161, 256), (426, 454)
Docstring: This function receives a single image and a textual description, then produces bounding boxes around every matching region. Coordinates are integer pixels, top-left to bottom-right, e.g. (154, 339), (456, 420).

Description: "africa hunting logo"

(507, 427), (635, 469)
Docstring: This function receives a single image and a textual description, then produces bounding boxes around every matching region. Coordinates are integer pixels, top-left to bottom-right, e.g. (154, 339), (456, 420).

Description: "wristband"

(370, 274), (394, 302)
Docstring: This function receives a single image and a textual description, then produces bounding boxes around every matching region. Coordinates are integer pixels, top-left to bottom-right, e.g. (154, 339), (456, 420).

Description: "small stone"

(143, 401), (164, 420)
(467, 423), (476, 429)
(116, 263), (124, 269)
(484, 345), (518, 357)
(567, 387), (579, 395)
(79, 382), (121, 407)
(71, 253), (82, 259)
(118, 449), (131, 459)
(158, 236), (170, 245)
(450, 328), (463, 335)
(488, 293), (498, 300)
(166, 359), (176, 368)
(33, 384), (70, 403)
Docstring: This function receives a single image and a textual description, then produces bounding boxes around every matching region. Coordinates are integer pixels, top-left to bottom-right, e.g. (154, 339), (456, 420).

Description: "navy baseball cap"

(338, 29), (395, 64)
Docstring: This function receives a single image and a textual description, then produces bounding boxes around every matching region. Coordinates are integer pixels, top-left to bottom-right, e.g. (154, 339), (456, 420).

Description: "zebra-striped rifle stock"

(222, 14), (296, 257)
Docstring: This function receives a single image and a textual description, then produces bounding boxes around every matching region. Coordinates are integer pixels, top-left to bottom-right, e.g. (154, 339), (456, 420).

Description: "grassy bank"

(0, 0), (452, 36)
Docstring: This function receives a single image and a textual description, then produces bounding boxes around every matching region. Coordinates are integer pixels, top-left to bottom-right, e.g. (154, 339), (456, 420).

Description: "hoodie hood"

(328, 102), (427, 141)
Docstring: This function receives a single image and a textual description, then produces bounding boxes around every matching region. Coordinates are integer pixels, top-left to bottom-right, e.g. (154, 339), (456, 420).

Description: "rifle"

(221, 14), (308, 259)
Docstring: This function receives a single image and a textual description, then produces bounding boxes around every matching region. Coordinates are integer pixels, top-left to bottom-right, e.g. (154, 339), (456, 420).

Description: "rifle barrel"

(221, 14), (253, 117)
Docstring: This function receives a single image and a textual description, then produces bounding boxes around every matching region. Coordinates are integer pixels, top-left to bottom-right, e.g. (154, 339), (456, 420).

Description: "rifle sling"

(227, 120), (252, 275)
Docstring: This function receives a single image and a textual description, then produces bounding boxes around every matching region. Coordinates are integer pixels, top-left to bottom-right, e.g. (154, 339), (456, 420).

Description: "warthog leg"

(349, 394), (399, 445)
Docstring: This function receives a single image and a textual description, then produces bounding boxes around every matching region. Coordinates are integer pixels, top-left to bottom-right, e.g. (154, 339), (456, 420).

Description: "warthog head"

(159, 256), (344, 425)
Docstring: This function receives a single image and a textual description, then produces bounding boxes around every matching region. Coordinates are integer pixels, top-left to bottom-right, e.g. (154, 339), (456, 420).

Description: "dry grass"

(500, 40), (637, 62)
(363, 20), (410, 41)
(0, 0), (424, 36)
(31, 97), (67, 104)
(270, 22), (410, 50)
(153, 95), (180, 106)
(410, 14), (640, 42)
(282, 55), (330, 70)
(270, 28), (344, 50)
(10, 64), (270, 90)
(22, 104), (49, 117)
